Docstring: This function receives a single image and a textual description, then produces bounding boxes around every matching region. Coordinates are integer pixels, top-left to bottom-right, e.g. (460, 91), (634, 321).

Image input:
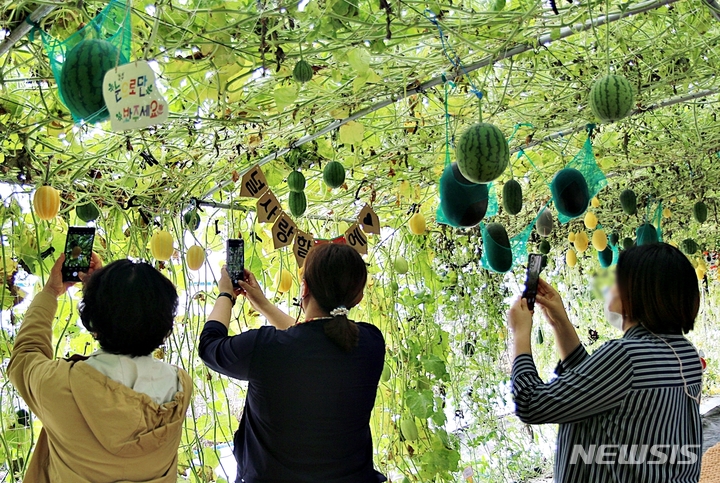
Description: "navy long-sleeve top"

(199, 319), (387, 483)
(512, 324), (702, 483)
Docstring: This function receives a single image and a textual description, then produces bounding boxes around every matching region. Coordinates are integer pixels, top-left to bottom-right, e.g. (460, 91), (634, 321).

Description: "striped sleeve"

(512, 340), (633, 424)
(553, 343), (589, 376)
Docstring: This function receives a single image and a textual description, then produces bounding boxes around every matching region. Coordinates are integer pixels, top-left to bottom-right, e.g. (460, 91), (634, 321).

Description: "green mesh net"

(480, 210), (540, 273)
(637, 201), (664, 245)
(37, 0), (132, 123)
(554, 136), (608, 224)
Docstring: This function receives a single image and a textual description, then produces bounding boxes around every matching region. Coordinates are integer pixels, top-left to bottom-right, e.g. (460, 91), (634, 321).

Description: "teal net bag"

(552, 134), (608, 224)
(38, 0), (132, 123)
(480, 212), (540, 273)
(636, 200), (664, 245)
(437, 163), (499, 228)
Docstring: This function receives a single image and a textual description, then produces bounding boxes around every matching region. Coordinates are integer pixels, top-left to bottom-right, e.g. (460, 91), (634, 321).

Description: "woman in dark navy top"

(199, 243), (386, 483)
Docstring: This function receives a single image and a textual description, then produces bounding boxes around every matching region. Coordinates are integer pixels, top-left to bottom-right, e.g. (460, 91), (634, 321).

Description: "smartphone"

(522, 253), (544, 311)
(226, 238), (245, 288)
(62, 227), (96, 282)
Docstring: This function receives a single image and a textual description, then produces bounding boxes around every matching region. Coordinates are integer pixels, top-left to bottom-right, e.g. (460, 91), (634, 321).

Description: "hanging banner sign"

(240, 165), (269, 198)
(293, 230), (314, 266)
(358, 204), (380, 234)
(344, 223), (368, 255)
(256, 190), (281, 224)
(272, 211), (297, 249)
(103, 61), (169, 131)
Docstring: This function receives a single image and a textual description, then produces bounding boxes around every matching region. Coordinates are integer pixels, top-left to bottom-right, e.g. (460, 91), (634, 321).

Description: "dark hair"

(79, 260), (178, 357)
(616, 243), (700, 335)
(303, 243), (367, 352)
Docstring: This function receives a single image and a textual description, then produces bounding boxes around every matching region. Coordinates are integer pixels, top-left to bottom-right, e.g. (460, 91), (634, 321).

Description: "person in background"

(9, 254), (192, 483)
(508, 243), (702, 483)
(199, 243), (387, 483)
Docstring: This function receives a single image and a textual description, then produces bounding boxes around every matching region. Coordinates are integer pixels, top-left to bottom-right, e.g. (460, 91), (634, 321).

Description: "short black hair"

(79, 260), (178, 356)
(616, 243), (700, 335)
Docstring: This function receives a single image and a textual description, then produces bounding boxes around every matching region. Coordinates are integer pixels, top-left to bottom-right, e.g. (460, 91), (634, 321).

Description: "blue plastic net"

(480, 209), (541, 273)
(37, 0), (132, 123)
(555, 136), (608, 224)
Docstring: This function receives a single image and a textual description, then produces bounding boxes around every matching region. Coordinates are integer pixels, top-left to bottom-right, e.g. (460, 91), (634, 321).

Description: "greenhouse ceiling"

(0, 0), (719, 240)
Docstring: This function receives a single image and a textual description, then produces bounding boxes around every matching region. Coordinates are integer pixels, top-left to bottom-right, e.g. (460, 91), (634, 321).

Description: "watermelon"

(535, 208), (553, 237)
(551, 168), (590, 219)
(681, 238), (699, 255)
(293, 60), (314, 83)
(184, 209), (201, 231)
(456, 123), (509, 184)
(76, 202), (100, 222)
(693, 201), (708, 223)
(484, 223), (512, 273)
(619, 189), (637, 215)
(463, 341), (475, 356)
(598, 247), (614, 268)
(539, 240), (551, 255)
(59, 39), (128, 123)
(536, 327), (544, 344)
(323, 161), (345, 188)
(287, 171), (306, 192)
(636, 223), (658, 246)
(439, 163), (489, 227)
(622, 237), (634, 250)
(609, 232), (619, 246)
(589, 75), (635, 123)
(289, 191), (307, 217)
(502, 179), (523, 215)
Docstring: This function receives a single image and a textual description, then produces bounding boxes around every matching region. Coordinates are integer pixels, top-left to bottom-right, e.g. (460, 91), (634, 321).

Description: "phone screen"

(62, 227), (96, 282)
(523, 253), (543, 311)
(227, 239), (245, 288)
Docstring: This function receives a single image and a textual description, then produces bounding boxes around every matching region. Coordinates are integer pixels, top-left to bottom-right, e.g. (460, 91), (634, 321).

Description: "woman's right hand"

(237, 270), (270, 312)
(535, 278), (571, 329)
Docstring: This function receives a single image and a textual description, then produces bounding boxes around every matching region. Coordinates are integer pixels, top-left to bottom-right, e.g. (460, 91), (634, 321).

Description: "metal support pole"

(0, 3), (60, 58)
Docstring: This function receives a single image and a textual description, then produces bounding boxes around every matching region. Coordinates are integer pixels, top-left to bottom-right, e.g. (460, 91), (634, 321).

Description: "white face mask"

(603, 288), (624, 331)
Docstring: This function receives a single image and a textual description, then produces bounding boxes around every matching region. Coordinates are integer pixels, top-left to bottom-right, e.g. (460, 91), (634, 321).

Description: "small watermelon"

(289, 191), (307, 217)
(681, 238), (699, 255)
(535, 208), (553, 237)
(609, 232), (620, 246)
(323, 161), (346, 188)
(539, 240), (551, 255)
(536, 327), (544, 344)
(293, 60), (313, 83)
(598, 246), (614, 268)
(184, 209), (201, 231)
(619, 189), (637, 215)
(636, 223), (658, 246)
(456, 123), (509, 184)
(76, 202), (100, 222)
(551, 168), (590, 219)
(502, 179), (523, 215)
(59, 39), (128, 122)
(287, 171), (306, 192)
(589, 75), (635, 123)
(622, 237), (634, 250)
(693, 201), (708, 223)
(439, 163), (489, 227)
(484, 223), (512, 273)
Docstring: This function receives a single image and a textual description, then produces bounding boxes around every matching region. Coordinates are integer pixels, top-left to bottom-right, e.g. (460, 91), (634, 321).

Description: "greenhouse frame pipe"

(511, 88), (720, 154)
(199, 0), (681, 202)
(703, 0), (720, 21)
(197, 200), (357, 223)
(0, 3), (60, 58)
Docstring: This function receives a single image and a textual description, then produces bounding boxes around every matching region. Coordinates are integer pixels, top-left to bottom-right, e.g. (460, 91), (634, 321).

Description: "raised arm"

(237, 269), (296, 330)
(511, 339), (633, 424)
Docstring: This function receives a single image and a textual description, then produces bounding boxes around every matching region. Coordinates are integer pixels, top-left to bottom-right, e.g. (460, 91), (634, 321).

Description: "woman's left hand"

(508, 297), (534, 336)
(42, 252), (103, 299)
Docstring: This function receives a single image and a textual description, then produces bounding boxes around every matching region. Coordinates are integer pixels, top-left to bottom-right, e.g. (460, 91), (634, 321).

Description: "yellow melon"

(150, 230), (174, 261)
(573, 232), (589, 253)
(33, 185), (61, 220)
(277, 268), (293, 293)
(566, 249), (577, 267)
(409, 212), (426, 235)
(592, 230), (608, 251)
(584, 212), (598, 230)
(186, 245), (206, 270)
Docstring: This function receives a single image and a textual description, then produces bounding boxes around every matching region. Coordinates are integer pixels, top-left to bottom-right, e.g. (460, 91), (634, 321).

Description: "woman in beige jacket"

(8, 253), (192, 483)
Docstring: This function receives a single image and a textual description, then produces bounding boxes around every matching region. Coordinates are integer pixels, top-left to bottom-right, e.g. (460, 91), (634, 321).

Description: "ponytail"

(324, 314), (360, 352)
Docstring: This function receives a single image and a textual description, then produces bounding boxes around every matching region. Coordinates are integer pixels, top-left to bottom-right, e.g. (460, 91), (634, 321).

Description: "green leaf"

(347, 47), (371, 74)
(406, 388), (434, 419)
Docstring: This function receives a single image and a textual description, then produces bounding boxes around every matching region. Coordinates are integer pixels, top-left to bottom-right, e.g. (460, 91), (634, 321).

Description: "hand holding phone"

(62, 227), (96, 282)
(522, 254), (544, 311)
(226, 238), (245, 289)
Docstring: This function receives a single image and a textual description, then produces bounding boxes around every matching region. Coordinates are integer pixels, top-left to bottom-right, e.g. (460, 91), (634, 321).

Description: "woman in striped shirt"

(508, 243), (702, 483)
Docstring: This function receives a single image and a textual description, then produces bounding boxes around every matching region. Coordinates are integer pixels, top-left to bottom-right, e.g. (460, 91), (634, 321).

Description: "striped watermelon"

(502, 179), (522, 215)
(293, 60), (313, 83)
(456, 123), (509, 184)
(323, 161), (346, 188)
(59, 39), (128, 123)
(589, 75), (635, 123)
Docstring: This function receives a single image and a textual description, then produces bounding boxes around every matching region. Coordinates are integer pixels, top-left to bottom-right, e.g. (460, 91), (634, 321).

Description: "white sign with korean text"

(103, 61), (169, 131)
